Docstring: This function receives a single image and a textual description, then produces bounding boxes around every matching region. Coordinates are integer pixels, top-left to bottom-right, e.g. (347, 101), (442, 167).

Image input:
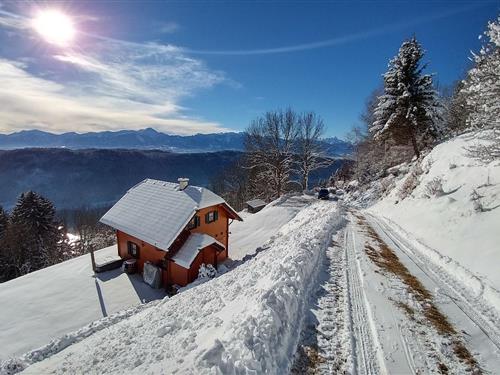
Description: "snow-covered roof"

(171, 233), (225, 269)
(246, 199), (267, 209)
(100, 179), (234, 251)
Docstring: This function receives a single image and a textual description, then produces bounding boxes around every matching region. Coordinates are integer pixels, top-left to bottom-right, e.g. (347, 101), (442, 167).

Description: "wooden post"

(90, 245), (97, 273)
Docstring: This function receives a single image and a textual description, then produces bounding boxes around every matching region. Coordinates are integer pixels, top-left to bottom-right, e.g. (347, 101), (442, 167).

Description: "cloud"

(0, 9), (231, 135)
(0, 58), (229, 135)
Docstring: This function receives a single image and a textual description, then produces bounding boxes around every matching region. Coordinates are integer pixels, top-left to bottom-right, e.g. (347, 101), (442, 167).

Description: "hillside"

(0, 149), (343, 210)
(0, 195), (312, 364)
(361, 133), (500, 292)
(1, 133), (499, 374)
(367, 132), (500, 303)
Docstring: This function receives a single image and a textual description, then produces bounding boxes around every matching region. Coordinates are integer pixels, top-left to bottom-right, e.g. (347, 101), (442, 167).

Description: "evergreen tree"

(6, 191), (64, 276)
(444, 80), (469, 136)
(0, 206), (9, 281)
(461, 16), (500, 160)
(0, 206), (8, 240)
(371, 37), (442, 158)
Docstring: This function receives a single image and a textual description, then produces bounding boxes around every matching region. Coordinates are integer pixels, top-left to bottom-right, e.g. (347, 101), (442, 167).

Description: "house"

(100, 178), (242, 287)
(246, 198), (267, 214)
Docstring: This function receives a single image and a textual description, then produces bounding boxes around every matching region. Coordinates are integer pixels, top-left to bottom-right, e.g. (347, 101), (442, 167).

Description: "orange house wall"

(116, 230), (166, 273)
(190, 205), (229, 261)
(168, 245), (218, 286)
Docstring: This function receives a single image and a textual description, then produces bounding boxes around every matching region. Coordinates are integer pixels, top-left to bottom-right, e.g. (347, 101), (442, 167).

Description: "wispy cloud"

(182, 3), (485, 56)
(0, 59), (228, 134)
(0, 8), (230, 135)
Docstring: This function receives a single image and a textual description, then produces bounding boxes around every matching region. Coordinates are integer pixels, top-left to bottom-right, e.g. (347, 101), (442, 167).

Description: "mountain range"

(0, 129), (352, 156)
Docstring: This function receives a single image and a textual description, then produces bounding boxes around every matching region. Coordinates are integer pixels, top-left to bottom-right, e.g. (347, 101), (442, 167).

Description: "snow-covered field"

(229, 194), (313, 260)
(0, 246), (166, 361)
(11, 200), (343, 374)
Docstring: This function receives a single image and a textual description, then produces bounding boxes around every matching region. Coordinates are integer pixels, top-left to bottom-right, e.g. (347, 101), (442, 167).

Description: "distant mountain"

(0, 129), (352, 156)
(323, 136), (353, 156)
(0, 128), (246, 153)
(0, 148), (345, 210)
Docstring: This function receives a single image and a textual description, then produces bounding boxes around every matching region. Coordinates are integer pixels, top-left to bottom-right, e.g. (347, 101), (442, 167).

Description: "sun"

(32, 10), (75, 46)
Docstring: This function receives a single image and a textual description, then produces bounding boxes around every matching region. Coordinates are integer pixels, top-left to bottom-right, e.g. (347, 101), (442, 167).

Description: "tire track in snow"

(345, 221), (387, 375)
(367, 213), (500, 371)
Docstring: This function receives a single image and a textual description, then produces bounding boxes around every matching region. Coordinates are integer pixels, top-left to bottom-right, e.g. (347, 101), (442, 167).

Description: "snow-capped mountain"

(0, 129), (352, 156)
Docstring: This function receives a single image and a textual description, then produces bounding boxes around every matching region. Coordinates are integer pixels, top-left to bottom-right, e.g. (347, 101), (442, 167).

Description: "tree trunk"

(303, 171), (309, 191)
(409, 128), (420, 159)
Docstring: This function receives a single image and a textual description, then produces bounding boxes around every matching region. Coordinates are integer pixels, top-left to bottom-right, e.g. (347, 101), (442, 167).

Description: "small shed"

(246, 199), (267, 214)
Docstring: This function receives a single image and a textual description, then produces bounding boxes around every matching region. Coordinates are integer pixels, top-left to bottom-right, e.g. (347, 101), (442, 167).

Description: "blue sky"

(0, 1), (498, 137)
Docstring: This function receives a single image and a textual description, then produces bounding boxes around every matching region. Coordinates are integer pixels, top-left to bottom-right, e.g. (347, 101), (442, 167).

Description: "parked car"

(318, 188), (330, 200)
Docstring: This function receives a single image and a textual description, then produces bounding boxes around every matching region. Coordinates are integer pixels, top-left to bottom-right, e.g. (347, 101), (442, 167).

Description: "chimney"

(178, 177), (189, 190)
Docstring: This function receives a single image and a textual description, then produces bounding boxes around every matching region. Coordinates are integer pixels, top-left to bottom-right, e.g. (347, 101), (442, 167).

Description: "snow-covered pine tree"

(371, 37), (442, 158)
(7, 191), (63, 274)
(461, 16), (500, 160)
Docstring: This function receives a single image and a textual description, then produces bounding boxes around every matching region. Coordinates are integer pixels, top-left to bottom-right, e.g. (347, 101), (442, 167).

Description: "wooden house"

(100, 178), (242, 287)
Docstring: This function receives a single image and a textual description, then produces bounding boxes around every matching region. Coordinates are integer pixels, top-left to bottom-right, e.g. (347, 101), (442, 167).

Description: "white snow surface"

(369, 133), (500, 308)
(0, 245), (166, 362)
(229, 194), (313, 260)
(15, 200), (343, 374)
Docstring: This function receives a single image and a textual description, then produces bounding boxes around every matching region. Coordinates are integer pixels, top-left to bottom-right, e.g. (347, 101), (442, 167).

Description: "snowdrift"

(13, 200), (343, 374)
(368, 132), (500, 310)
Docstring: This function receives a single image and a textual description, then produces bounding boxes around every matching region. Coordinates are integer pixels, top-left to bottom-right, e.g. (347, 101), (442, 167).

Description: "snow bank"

(368, 133), (500, 308)
(17, 199), (343, 374)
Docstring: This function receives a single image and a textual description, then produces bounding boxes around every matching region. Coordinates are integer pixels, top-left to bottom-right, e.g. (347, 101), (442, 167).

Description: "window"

(127, 241), (139, 258)
(205, 210), (219, 224)
(187, 215), (200, 229)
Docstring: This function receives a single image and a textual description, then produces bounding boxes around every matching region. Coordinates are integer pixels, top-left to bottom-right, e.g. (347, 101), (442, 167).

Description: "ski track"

(366, 212), (500, 372)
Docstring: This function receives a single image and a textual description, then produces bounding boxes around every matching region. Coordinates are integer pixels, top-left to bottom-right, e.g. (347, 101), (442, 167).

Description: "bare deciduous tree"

(296, 112), (329, 190)
(245, 109), (299, 199)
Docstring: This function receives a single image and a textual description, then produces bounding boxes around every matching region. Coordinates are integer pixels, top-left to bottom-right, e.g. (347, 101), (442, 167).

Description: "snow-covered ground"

(1, 133), (499, 374)
(0, 194), (309, 369)
(10, 200), (343, 374)
(229, 194), (313, 260)
(0, 245), (166, 361)
(294, 211), (500, 374)
(368, 133), (500, 309)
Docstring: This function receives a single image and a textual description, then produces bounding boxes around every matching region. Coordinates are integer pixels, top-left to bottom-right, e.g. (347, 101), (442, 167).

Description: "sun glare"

(33, 10), (75, 46)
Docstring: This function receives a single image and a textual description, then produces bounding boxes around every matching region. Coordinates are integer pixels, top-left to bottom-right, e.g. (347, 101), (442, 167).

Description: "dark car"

(318, 188), (330, 200)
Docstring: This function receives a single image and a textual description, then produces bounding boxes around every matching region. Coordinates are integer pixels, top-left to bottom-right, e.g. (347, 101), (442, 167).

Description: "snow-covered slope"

(230, 194), (313, 260)
(0, 246), (166, 362)
(368, 133), (500, 305)
(10, 200), (342, 374)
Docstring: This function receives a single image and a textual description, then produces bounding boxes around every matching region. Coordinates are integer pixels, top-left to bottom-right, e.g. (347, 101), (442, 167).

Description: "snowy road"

(366, 213), (500, 372)
(295, 206), (500, 374)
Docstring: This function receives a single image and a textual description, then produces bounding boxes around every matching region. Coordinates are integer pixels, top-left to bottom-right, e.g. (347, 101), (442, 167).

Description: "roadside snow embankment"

(368, 133), (500, 309)
(18, 200), (343, 375)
